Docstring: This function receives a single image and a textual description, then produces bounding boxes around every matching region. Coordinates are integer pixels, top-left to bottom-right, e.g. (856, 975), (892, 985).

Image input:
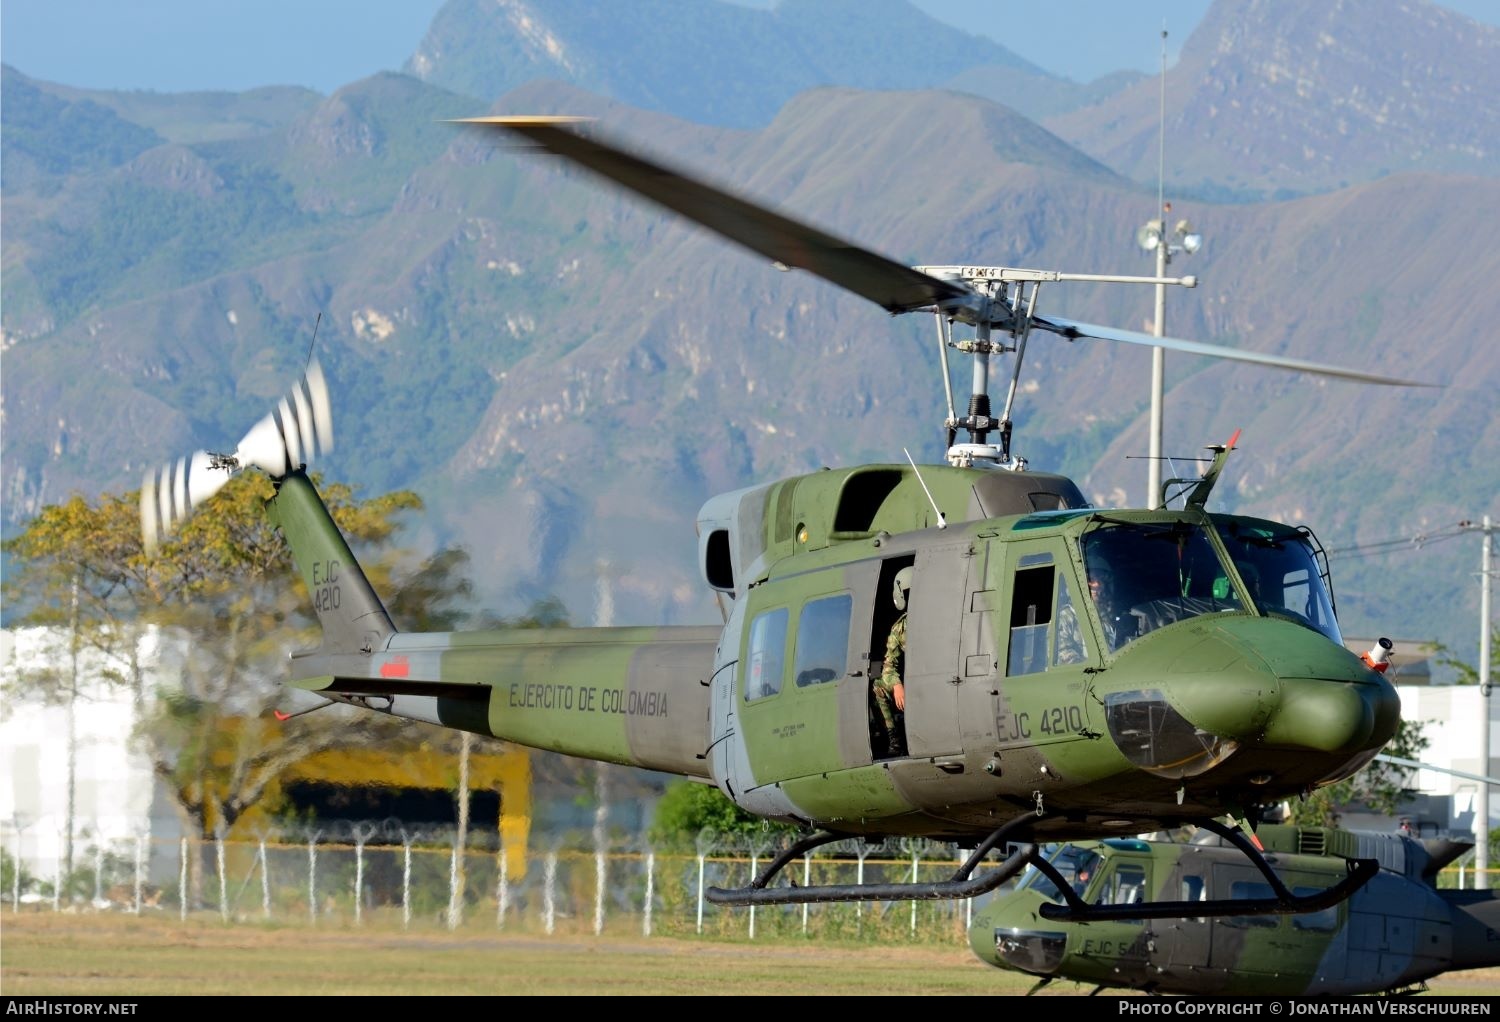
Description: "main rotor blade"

(1032, 313), (1439, 388)
(455, 116), (969, 314)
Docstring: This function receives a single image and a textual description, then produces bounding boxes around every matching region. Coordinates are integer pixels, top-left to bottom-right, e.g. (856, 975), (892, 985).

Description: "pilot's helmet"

(892, 567), (914, 611)
(1086, 559), (1115, 595)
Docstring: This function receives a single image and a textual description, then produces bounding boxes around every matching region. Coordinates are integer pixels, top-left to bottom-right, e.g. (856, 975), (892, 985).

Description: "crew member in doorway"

(874, 567), (912, 757)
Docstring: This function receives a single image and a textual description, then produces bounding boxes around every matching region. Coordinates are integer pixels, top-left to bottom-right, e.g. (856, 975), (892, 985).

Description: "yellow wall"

(230, 733), (533, 880)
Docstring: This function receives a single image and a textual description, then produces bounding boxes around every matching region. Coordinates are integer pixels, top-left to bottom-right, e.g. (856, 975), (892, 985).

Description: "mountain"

(1043, 0), (1500, 199)
(2, 0), (1496, 671)
(401, 0), (1105, 126)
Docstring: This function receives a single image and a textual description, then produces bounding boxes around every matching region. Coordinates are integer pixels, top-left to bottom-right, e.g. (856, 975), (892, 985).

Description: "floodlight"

(1136, 222), (1163, 251)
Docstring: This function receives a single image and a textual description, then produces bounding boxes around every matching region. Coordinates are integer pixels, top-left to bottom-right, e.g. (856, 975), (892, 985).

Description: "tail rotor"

(140, 358), (333, 552)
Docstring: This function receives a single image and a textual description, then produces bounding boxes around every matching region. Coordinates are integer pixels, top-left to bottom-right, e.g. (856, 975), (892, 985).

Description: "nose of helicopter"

(1101, 617), (1400, 786)
(969, 896), (1067, 976)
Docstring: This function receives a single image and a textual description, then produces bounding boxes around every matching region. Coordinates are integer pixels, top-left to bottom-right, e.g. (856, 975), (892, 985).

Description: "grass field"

(2, 913), (1497, 997)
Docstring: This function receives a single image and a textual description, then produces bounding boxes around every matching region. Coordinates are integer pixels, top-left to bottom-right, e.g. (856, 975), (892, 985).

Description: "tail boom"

(287, 626), (720, 777)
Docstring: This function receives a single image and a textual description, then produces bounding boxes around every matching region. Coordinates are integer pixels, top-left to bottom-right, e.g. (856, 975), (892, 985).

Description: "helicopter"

(138, 115), (1439, 921)
(971, 820), (1500, 997)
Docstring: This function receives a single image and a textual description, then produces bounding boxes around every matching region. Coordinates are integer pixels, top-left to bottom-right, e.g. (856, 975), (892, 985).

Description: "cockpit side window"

(1007, 557), (1054, 676)
(1096, 862), (1148, 908)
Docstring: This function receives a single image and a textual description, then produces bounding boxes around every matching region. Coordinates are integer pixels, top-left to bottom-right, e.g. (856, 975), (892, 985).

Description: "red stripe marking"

(380, 655), (410, 679)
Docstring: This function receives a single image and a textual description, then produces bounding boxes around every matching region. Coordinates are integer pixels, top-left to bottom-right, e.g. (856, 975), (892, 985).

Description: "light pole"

(1136, 214), (1202, 507)
(1461, 514), (1495, 888)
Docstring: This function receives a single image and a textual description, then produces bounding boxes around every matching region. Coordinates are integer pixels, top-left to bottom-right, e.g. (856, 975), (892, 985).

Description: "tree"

(1429, 628), (1500, 688)
(648, 779), (800, 852)
(1284, 717), (1432, 829)
(3, 473), (430, 903)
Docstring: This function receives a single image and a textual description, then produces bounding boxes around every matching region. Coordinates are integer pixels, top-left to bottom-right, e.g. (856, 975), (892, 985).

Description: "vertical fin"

(266, 469), (396, 655)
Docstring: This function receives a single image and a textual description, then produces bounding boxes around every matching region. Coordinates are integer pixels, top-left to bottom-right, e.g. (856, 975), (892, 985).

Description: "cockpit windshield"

(1016, 843), (1101, 904)
(1076, 517), (1343, 652)
(1079, 520), (1240, 652)
(1213, 518), (1342, 645)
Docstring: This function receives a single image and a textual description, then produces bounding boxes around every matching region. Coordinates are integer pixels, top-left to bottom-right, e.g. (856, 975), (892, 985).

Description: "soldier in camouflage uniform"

(873, 567), (912, 757)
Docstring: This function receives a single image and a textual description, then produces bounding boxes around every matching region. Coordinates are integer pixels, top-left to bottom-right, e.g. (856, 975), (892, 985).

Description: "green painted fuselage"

(970, 825), (1500, 995)
(270, 461), (1400, 844)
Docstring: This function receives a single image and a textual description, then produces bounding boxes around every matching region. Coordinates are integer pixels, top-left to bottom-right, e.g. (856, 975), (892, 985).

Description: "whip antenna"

(904, 448), (947, 529)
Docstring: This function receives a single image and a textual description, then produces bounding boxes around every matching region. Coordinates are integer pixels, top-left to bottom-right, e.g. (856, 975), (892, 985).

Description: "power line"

(1326, 524), (1470, 560)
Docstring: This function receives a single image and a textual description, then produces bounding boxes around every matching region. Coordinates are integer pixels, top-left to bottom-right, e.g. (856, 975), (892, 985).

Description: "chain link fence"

(0, 823), (992, 943)
(3, 821), (1489, 943)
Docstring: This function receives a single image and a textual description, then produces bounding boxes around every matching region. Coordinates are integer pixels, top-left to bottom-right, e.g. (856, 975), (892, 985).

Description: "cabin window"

(1181, 874), (1207, 921)
(1222, 880), (1279, 928)
(746, 608), (788, 702)
(1007, 560), (1054, 677)
(1290, 887), (1338, 932)
(793, 594), (852, 687)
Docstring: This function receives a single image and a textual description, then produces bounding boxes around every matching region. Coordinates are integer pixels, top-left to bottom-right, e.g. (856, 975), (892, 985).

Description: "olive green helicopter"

(139, 116), (1440, 924)
(974, 818), (1500, 996)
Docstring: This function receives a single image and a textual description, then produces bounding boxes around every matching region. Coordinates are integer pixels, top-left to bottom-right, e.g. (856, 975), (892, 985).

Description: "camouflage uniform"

(1055, 604), (1087, 665)
(874, 613), (907, 753)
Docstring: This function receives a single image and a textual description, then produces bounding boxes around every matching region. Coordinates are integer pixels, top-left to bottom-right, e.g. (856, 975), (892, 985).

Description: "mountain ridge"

(1, 2), (1495, 671)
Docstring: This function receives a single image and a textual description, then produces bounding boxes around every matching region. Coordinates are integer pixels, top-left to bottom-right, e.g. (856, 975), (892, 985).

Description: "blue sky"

(2, 0), (1497, 94)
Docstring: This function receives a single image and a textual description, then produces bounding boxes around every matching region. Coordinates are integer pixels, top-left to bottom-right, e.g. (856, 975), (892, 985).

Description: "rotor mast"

(918, 266), (1197, 472)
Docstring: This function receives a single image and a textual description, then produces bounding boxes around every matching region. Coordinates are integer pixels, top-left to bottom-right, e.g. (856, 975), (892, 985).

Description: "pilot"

(873, 567), (912, 757)
(1055, 580), (1087, 665)
(1086, 560), (1134, 652)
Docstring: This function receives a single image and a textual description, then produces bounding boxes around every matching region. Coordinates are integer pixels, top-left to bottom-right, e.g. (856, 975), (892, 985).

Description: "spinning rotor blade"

(455, 116), (969, 314)
(140, 357), (333, 553)
(1032, 313), (1438, 388)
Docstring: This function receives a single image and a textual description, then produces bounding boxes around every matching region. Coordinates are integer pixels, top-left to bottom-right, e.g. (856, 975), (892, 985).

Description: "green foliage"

(1429, 629), (1500, 687)
(1, 66), (161, 179)
(33, 168), (308, 318)
(1, 473), (428, 854)
(648, 779), (800, 851)
(1, 847), (37, 900)
(385, 547), (477, 631)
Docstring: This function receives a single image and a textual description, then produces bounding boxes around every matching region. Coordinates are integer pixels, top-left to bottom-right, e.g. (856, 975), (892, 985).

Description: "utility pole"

(65, 575), (80, 901)
(1461, 514), (1495, 888)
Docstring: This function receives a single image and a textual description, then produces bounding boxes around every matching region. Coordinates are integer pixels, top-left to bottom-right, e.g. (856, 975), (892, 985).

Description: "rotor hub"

(945, 443), (1027, 471)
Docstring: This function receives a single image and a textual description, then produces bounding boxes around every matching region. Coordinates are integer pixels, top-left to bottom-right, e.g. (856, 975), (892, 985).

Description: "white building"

(1, 625), (186, 891)
(1340, 636), (1497, 841)
(1391, 683), (1499, 839)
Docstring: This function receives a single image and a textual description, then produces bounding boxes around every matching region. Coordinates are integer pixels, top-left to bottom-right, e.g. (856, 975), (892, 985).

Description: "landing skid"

(705, 814), (1040, 907)
(704, 814), (1378, 919)
(1035, 817), (1379, 922)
